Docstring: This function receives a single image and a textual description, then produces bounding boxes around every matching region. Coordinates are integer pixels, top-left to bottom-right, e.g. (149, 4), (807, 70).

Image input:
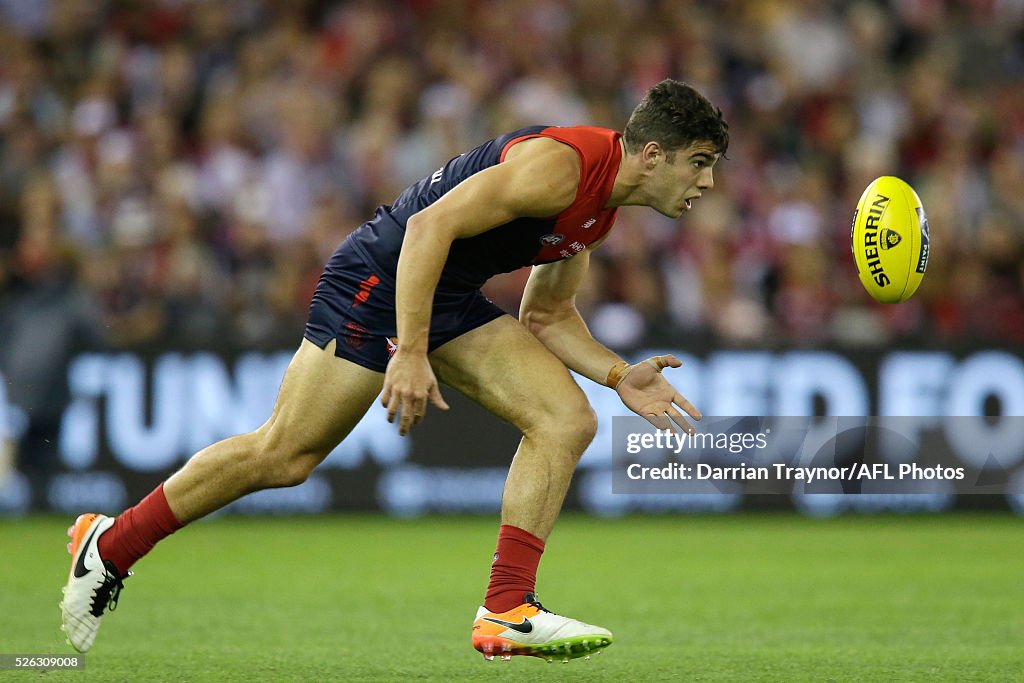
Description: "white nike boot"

(471, 593), (613, 662)
(60, 514), (129, 652)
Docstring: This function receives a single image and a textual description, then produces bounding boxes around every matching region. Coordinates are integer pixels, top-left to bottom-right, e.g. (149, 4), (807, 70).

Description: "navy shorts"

(304, 242), (507, 372)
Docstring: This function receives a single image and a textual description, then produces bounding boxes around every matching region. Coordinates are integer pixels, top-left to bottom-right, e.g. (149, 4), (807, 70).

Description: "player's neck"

(605, 138), (652, 209)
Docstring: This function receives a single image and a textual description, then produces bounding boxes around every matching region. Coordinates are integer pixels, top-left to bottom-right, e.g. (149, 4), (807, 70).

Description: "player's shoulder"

(503, 135), (581, 184)
(502, 125), (616, 162)
(504, 135), (579, 165)
(550, 125), (619, 139)
(496, 136), (580, 214)
(542, 125), (620, 151)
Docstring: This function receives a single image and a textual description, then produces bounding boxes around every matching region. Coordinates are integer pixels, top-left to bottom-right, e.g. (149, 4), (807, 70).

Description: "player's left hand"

(615, 355), (702, 433)
(381, 349), (450, 436)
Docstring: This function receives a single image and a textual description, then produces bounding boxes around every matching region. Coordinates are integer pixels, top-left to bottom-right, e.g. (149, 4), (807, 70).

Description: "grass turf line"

(3, 513), (1022, 682)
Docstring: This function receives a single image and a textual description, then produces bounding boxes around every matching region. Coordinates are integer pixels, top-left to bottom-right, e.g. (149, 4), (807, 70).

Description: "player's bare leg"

(429, 316), (612, 662)
(431, 317), (597, 540)
(61, 339), (383, 652)
(163, 339), (383, 522)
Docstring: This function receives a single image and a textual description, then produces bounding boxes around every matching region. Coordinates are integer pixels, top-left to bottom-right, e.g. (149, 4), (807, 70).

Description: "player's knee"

(569, 404), (599, 452)
(272, 456), (320, 488)
(252, 428), (327, 488)
(529, 400), (598, 455)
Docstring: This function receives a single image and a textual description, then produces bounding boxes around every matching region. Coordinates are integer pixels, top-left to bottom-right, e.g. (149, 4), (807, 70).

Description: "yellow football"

(850, 176), (930, 303)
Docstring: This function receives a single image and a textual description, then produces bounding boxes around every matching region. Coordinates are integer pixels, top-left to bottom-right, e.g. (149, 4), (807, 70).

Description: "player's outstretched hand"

(615, 355), (702, 434)
(381, 350), (450, 435)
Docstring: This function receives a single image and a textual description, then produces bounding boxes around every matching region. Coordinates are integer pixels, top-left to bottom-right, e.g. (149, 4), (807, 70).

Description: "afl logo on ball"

(540, 233), (565, 246)
(880, 228), (901, 250)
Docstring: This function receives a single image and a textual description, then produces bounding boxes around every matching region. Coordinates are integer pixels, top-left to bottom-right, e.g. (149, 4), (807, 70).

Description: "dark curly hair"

(623, 80), (729, 160)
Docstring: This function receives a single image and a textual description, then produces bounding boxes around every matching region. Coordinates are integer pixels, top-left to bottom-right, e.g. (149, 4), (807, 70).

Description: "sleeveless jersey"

(339, 125), (622, 290)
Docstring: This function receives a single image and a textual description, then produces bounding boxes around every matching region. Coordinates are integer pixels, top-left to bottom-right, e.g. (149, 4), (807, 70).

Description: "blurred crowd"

(1, 0), (1023, 367)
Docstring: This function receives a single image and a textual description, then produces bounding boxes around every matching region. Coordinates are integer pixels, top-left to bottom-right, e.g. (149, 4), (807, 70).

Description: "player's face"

(647, 141), (720, 218)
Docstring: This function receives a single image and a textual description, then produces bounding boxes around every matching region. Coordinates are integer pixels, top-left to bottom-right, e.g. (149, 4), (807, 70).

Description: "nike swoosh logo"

(482, 616), (533, 634)
(73, 524), (101, 579)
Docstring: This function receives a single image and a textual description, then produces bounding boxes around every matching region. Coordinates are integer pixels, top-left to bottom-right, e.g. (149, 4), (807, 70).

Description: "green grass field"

(3, 513), (1022, 682)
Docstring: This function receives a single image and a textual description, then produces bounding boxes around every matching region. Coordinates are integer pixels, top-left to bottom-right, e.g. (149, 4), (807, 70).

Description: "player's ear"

(642, 142), (661, 169)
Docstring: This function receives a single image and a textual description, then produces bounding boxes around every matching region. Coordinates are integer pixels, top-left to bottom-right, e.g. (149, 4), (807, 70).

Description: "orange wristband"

(606, 360), (632, 389)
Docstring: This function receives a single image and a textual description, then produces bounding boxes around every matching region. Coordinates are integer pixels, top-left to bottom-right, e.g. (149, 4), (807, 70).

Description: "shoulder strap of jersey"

(499, 126), (621, 207)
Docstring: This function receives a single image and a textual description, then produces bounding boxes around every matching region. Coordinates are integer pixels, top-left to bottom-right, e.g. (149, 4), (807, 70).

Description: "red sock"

(97, 483), (184, 576)
(484, 524), (545, 612)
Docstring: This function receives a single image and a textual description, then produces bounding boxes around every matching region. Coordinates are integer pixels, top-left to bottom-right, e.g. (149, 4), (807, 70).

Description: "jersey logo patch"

(344, 322), (370, 350)
(540, 233), (565, 246)
(581, 217), (596, 229)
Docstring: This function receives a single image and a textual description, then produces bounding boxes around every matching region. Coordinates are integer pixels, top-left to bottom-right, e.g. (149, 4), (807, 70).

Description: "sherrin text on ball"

(850, 176), (930, 303)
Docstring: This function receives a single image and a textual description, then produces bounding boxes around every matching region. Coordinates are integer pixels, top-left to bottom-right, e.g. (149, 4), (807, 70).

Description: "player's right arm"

(381, 138), (581, 435)
(521, 253), (701, 432)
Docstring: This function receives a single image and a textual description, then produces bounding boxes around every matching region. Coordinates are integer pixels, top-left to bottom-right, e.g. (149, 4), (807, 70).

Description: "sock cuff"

(498, 524), (545, 554)
(151, 483), (185, 534)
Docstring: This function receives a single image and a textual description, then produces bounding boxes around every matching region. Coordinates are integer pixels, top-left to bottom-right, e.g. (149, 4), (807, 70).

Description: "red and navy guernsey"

(338, 125), (622, 291)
